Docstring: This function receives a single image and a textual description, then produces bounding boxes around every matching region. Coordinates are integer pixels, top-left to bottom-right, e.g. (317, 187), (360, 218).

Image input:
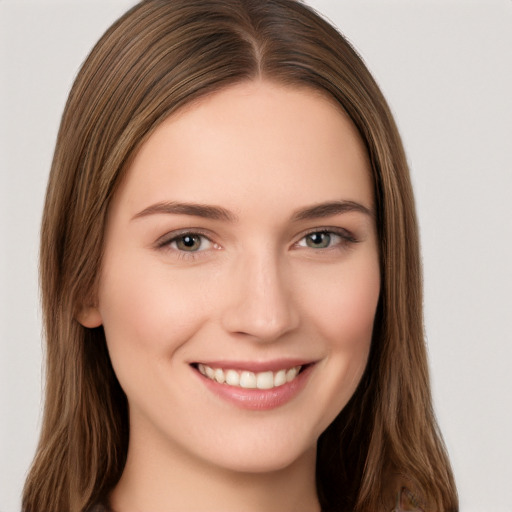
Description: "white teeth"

(286, 367), (298, 382)
(256, 371), (274, 389)
(197, 364), (303, 389)
(240, 371), (257, 389)
(214, 368), (225, 384)
(225, 369), (240, 386)
(274, 369), (287, 387)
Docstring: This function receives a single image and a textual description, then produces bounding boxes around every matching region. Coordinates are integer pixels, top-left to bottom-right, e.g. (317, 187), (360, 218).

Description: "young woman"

(22, 1), (457, 511)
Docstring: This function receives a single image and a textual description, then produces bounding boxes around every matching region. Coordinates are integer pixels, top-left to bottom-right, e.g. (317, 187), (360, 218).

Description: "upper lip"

(191, 358), (316, 373)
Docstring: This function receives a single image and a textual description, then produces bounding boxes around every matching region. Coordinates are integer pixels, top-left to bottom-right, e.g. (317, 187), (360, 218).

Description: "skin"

(80, 80), (380, 512)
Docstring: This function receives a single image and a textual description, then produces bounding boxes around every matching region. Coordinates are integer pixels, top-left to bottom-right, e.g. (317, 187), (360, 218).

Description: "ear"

(77, 306), (103, 328)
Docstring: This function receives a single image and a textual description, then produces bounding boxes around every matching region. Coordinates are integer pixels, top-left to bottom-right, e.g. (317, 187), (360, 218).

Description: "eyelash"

(294, 227), (358, 251)
(156, 229), (218, 261)
(156, 227), (358, 261)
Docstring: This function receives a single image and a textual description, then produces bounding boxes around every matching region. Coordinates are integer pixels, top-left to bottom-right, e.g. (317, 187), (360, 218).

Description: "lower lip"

(194, 365), (314, 411)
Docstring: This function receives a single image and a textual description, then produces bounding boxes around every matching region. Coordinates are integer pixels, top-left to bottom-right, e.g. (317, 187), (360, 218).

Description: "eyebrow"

(291, 200), (374, 221)
(132, 201), (237, 222)
(132, 199), (373, 223)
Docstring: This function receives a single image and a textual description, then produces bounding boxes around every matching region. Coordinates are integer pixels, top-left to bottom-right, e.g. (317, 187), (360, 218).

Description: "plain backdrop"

(1, 1), (511, 511)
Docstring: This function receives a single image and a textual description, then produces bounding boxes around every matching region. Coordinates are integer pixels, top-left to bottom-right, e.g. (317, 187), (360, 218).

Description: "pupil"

(308, 232), (330, 248)
(180, 235), (200, 250)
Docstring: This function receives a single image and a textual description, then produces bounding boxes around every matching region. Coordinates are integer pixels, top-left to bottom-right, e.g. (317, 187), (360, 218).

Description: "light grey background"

(1, 1), (511, 511)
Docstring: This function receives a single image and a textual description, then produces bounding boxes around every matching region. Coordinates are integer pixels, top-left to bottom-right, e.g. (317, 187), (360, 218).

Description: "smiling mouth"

(193, 363), (307, 390)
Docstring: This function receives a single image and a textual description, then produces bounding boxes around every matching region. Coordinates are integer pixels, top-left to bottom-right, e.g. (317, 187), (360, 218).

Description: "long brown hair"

(23, 1), (457, 511)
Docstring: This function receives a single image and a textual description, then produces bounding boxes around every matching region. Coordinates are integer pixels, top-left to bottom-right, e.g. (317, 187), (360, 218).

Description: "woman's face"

(81, 81), (380, 474)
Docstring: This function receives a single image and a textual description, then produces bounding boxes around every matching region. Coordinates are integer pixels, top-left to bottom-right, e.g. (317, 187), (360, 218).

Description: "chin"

(193, 427), (318, 475)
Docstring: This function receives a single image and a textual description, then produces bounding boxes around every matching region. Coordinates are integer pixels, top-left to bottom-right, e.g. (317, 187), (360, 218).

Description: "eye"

(303, 232), (335, 249)
(154, 229), (221, 262)
(296, 229), (356, 250)
(169, 233), (213, 252)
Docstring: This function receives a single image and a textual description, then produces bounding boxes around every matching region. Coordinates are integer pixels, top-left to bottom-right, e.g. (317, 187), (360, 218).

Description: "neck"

(109, 426), (321, 512)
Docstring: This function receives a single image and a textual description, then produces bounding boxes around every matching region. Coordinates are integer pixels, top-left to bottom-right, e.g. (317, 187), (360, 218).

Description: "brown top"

(392, 486), (425, 511)
(87, 505), (110, 512)
(89, 487), (424, 512)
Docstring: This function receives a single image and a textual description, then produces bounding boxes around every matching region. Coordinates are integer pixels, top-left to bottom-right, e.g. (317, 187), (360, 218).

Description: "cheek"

(97, 255), (208, 378)
(303, 257), (380, 351)
(295, 257), (380, 437)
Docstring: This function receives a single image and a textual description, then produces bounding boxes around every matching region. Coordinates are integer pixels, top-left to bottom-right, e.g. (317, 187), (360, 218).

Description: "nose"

(220, 249), (300, 342)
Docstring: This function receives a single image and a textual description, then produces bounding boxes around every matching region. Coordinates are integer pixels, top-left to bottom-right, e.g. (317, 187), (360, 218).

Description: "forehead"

(112, 80), (373, 219)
